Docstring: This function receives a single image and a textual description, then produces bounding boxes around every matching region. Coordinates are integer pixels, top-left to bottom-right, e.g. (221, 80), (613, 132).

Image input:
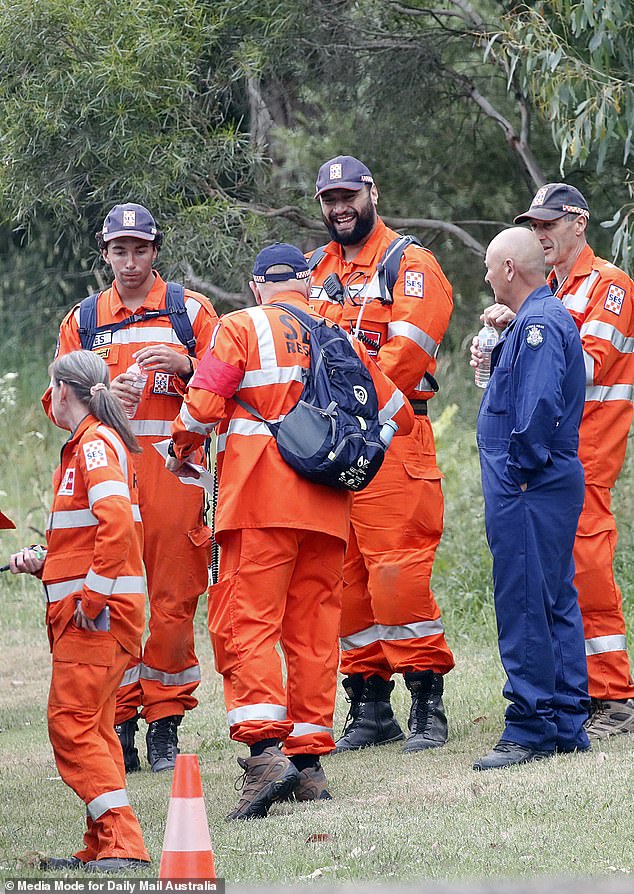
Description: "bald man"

(473, 228), (590, 770)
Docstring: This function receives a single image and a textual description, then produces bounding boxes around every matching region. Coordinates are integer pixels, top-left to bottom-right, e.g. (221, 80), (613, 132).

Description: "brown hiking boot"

(226, 747), (300, 821)
(584, 698), (634, 738)
(293, 762), (332, 801)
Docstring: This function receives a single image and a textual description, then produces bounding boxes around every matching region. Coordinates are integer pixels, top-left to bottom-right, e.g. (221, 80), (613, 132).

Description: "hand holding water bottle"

(473, 324), (499, 388)
(124, 362), (148, 418)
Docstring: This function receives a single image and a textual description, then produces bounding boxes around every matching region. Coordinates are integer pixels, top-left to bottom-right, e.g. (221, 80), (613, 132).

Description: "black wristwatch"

(167, 440), (177, 459)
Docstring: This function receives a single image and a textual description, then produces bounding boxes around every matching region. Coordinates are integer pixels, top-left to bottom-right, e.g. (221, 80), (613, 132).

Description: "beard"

(322, 194), (377, 246)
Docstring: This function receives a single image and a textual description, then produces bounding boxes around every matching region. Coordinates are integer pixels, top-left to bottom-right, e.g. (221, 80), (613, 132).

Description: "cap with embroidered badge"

(514, 183), (590, 224)
(314, 155), (374, 198)
(252, 242), (310, 283)
(101, 203), (158, 242)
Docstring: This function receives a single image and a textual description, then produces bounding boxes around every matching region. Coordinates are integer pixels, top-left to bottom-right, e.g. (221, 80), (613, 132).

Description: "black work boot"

(146, 714), (182, 772)
(333, 674), (404, 753)
(114, 714), (141, 773)
(403, 670), (448, 752)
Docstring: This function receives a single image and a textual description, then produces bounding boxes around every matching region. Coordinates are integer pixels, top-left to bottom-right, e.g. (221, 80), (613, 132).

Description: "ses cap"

(252, 243), (310, 283)
(314, 155), (374, 198)
(514, 183), (590, 224)
(101, 203), (158, 242)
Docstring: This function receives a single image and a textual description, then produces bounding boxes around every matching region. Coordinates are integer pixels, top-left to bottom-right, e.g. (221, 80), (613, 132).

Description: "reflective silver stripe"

(246, 306), (277, 369)
(561, 270), (601, 313)
(87, 789), (129, 820)
(113, 327), (181, 345)
(185, 296), (202, 326)
(241, 366), (305, 388)
(226, 703), (287, 725)
(132, 504), (142, 523)
(119, 664), (142, 688)
(179, 403), (217, 436)
(289, 723), (333, 738)
(583, 350), (595, 386)
(378, 390), (406, 426)
(217, 433), (227, 454)
(85, 570), (146, 596)
(48, 508), (97, 529)
(580, 319), (634, 355)
(310, 285), (337, 302)
(586, 634), (628, 656)
(130, 419), (173, 438)
(341, 619), (445, 651)
(87, 480), (130, 508)
(44, 578), (85, 603)
(585, 384), (633, 403)
(96, 426), (128, 480)
(227, 416), (282, 437)
(140, 664), (201, 686)
(387, 321), (438, 358)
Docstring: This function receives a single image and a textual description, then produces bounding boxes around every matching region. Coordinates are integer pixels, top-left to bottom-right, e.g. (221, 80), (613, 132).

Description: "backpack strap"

(271, 302), (318, 336)
(165, 282), (197, 356)
(377, 235), (423, 304)
(307, 245), (327, 272)
(77, 282), (197, 355)
(77, 293), (101, 350)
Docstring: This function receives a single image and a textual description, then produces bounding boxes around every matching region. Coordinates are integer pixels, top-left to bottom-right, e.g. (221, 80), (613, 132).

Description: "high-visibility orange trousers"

(116, 444), (210, 724)
(573, 483), (634, 700)
(48, 626), (149, 862)
(339, 415), (455, 679)
(208, 527), (345, 755)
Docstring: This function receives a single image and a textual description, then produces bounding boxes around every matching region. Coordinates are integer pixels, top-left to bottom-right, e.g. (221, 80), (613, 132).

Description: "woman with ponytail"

(9, 350), (150, 872)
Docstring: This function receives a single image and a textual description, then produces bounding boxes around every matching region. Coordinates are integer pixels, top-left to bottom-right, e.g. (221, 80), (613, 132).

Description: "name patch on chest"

(83, 439), (108, 471)
(59, 467), (76, 495)
(604, 283), (625, 316)
(92, 331), (113, 347)
(525, 323), (545, 349)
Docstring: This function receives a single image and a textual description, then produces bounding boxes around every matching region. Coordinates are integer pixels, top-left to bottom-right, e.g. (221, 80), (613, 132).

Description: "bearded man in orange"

(308, 156), (455, 753)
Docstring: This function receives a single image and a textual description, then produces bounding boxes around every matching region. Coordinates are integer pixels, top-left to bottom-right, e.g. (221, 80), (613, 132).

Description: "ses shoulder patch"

(83, 439), (109, 471)
(525, 323), (545, 349)
(404, 270), (424, 298)
(604, 283), (625, 316)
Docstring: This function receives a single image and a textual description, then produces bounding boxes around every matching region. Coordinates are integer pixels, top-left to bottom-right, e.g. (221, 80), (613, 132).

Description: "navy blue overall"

(477, 285), (590, 752)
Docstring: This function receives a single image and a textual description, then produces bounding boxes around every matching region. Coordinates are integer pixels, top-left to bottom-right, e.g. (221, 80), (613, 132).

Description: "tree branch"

(183, 264), (252, 309)
(382, 216), (486, 255)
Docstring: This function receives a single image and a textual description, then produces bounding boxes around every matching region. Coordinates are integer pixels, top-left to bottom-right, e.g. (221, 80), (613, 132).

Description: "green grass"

(1, 348), (633, 885)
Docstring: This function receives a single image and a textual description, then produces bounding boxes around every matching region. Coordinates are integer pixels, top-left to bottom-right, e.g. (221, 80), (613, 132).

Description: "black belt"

(410, 400), (428, 416)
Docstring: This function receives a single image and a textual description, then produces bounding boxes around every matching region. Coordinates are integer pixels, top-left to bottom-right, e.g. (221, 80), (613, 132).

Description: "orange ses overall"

(550, 245), (634, 700)
(171, 291), (414, 755)
(44, 274), (218, 724)
(309, 218), (455, 679)
(44, 417), (149, 862)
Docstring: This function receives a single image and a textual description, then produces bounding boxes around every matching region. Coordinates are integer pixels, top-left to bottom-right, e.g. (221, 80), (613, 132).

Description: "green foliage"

(501, 0), (634, 270)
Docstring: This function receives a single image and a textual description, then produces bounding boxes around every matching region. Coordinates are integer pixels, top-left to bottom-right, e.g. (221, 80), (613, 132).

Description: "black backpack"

(235, 303), (392, 492)
(78, 282), (197, 355)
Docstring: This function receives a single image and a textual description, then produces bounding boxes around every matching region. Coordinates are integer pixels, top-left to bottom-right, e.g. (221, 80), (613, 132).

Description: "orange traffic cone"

(159, 754), (216, 879)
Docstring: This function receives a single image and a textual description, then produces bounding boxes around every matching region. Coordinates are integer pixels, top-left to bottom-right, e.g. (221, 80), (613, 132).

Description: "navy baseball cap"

(314, 155), (374, 198)
(252, 243), (310, 283)
(101, 203), (158, 242)
(514, 183), (590, 224)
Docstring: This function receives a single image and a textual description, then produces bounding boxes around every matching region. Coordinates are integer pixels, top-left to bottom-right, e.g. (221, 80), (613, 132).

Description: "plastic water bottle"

(379, 419), (398, 448)
(475, 325), (499, 389)
(125, 362), (148, 419)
